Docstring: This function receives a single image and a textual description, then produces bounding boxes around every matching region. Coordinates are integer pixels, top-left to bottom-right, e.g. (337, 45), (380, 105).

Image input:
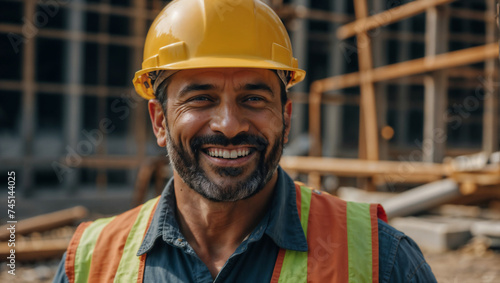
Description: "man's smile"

(203, 146), (255, 159)
(201, 146), (259, 167)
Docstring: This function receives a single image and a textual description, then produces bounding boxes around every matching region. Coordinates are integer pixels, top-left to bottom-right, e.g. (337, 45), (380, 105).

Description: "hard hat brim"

(133, 57), (306, 100)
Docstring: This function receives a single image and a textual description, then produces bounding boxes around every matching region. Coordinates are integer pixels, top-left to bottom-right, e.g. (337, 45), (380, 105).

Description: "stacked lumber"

(0, 206), (87, 261)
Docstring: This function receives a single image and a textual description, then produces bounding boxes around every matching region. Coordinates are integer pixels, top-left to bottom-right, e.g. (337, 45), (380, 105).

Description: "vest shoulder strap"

(272, 183), (385, 283)
(65, 197), (159, 283)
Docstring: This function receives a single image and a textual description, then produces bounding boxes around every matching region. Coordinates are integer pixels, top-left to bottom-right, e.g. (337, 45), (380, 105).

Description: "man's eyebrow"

(238, 83), (274, 97)
(178, 83), (217, 97)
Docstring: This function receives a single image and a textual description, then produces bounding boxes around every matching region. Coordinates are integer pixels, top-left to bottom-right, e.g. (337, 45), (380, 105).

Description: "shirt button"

(176, 238), (186, 247)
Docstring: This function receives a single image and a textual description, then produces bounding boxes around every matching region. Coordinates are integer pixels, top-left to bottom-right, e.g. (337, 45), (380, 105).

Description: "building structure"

(0, 0), (497, 216)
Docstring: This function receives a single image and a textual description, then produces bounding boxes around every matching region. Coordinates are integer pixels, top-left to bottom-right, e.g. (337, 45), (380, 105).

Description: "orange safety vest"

(65, 183), (387, 282)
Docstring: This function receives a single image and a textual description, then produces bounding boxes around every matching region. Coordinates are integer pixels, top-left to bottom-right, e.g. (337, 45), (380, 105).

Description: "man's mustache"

(191, 133), (268, 153)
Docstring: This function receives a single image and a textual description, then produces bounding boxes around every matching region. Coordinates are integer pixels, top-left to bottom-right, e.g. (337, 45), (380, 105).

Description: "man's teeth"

(207, 149), (251, 159)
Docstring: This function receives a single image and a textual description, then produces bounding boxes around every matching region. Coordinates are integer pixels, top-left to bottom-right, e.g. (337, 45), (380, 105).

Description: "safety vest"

(65, 183), (386, 283)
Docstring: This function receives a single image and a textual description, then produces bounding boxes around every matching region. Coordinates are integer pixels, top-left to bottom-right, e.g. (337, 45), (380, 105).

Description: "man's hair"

(153, 71), (289, 110)
(154, 76), (171, 109)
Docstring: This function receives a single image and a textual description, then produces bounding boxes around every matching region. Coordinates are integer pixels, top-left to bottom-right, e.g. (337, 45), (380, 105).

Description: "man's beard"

(166, 129), (285, 202)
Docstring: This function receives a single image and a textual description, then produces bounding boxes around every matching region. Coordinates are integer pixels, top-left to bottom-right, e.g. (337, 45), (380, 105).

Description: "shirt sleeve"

(52, 252), (70, 283)
(378, 219), (437, 283)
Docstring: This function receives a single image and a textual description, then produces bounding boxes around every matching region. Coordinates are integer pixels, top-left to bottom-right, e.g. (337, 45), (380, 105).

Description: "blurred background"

(0, 0), (499, 281)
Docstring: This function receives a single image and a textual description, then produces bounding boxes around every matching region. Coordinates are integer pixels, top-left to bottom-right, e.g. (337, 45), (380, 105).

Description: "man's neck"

(173, 172), (277, 279)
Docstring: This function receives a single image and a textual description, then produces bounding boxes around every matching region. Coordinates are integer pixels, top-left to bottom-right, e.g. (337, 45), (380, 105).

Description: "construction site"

(1, 0), (500, 281)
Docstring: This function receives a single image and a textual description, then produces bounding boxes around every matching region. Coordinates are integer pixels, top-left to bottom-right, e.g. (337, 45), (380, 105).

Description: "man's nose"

(209, 102), (250, 138)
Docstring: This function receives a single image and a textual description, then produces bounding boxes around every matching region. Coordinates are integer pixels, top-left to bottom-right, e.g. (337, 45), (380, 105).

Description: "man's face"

(149, 68), (292, 202)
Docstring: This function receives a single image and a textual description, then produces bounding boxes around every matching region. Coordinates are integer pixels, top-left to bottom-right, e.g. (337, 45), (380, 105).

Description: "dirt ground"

(422, 240), (500, 283)
(424, 251), (500, 283)
(2, 245), (500, 282)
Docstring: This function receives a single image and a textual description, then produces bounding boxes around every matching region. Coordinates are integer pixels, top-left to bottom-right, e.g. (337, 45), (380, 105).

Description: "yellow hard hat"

(133, 0), (306, 100)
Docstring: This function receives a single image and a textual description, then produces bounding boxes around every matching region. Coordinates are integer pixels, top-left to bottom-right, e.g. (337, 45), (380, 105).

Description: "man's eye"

(245, 96), (265, 102)
(189, 96), (211, 102)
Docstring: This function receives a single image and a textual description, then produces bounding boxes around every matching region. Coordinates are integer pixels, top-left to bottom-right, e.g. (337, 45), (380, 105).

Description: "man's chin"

(194, 168), (265, 202)
(201, 157), (258, 179)
(204, 171), (253, 187)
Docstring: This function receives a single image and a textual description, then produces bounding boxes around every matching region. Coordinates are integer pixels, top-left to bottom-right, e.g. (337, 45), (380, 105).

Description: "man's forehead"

(173, 68), (279, 84)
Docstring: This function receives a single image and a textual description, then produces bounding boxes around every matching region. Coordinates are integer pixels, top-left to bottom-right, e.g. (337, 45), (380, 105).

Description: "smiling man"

(148, 67), (290, 278)
(53, 0), (436, 282)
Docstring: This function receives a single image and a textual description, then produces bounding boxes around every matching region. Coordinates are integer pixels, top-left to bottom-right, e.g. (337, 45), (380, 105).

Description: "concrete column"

(396, 19), (412, 151)
(423, 5), (449, 163)
(289, 0), (310, 141)
(21, 0), (36, 195)
(323, 0), (347, 157)
(63, 0), (85, 191)
(96, 2), (110, 191)
(131, 0), (149, 187)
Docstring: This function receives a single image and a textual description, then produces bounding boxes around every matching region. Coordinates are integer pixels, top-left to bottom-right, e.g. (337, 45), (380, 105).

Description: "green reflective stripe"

(114, 197), (158, 282)
(74, 216), (116, 283)
(299, 186), (312, 236)
(347, 202), (372, 283)
(278, 186), (312, 283)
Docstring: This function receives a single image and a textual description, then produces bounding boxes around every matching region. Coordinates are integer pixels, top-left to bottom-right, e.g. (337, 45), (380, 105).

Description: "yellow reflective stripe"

(346, 202), (372, 283)
(278, 186), (312, 283)
(113, 197), (159, 282)
(74, 216), (116, 283)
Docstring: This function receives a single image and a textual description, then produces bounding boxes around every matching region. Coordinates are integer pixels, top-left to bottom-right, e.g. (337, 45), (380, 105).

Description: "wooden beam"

(0, 239), (70, 261)
(353, 0), (379, 164)
(281, 157), (500, 186)
(448, 67), (490, 79)
(448, 33), (487, 45)
(307, 30), (487, 45)
(449, 7), (495, 22)
(76, 157), (142, 168)
(351, 0), (378, 190)
(0, 206), (87, 241)
(482, 0), (499, 154)
(337, 0), (455, 40)
(452, 170), (500, 186)
(280, 156), (448, 177)
(373, 174), (443, 185)
(0, 24), (141, 47)
(313, 43), (499, 92)
(276, 4), (353, 24)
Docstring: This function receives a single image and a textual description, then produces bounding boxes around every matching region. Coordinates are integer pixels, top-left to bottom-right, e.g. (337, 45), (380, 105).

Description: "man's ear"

(148, 99), (167, 147)
(283, 99), (292, 144)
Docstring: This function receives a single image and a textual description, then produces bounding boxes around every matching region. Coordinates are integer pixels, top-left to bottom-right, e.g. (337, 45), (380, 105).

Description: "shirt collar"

(137, 166), (308, 256)
(264, 167), (308, 251)
(137, 178), (183, 256)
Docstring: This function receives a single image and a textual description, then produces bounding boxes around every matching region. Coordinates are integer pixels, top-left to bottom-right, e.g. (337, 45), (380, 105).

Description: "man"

(54, 0), (437, 282)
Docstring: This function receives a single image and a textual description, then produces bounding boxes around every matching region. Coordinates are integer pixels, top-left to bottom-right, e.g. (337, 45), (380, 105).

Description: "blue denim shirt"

(53, 167), (436, 282)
